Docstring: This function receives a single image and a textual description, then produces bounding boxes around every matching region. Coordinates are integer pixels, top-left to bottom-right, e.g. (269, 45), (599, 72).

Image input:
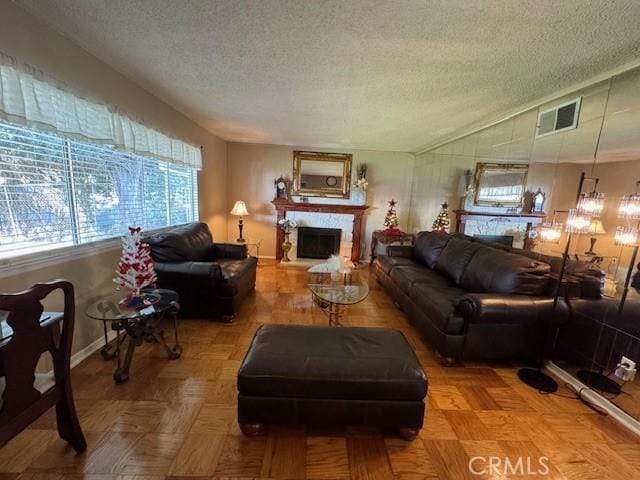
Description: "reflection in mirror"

(293, 151), (352, 198)
(300, 160), (343, 189)
(548, 69), (640, 422)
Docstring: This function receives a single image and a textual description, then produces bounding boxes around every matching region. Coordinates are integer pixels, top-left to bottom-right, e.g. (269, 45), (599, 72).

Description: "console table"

(272, 200), (369, 263)
(454, 210), (545, 250)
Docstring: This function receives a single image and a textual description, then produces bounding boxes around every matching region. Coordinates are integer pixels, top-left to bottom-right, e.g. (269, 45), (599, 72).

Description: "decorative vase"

(282, 232), (292, 262)
(351, 187), (366, 206)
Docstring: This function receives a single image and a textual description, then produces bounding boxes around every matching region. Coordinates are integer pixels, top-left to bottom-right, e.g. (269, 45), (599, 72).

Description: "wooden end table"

(370, 230), (415, 266)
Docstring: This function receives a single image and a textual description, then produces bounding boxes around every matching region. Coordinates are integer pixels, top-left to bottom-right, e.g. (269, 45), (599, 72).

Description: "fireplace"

(297, 227), (341, 259)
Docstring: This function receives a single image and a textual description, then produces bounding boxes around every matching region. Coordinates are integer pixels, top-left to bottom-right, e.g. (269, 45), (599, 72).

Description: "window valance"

(0, 53), (202, 169)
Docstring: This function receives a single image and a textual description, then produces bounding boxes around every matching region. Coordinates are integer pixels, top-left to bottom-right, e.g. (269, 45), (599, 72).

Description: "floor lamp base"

(576, 370), (621, 395)
(518, 368), (558, 393)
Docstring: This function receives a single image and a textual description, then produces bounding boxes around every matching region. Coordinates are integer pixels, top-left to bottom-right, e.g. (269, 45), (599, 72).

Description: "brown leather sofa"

(145, 222), (257, 320)
(374, 232), (603, 363)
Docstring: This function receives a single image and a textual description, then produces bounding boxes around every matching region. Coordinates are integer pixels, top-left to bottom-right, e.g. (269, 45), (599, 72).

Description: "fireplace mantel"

(272, 199), (369, 263)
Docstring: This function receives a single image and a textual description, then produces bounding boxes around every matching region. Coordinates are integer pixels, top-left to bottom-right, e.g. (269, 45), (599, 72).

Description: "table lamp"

(230, 200), (249, 242)
(584, 219), (606, 255)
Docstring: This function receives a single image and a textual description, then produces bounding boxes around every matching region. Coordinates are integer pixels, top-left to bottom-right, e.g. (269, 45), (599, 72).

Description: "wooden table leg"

(370, 234), (378, 266)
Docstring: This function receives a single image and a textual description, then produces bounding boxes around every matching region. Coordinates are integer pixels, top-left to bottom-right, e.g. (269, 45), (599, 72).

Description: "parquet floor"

(1, 260), (639, 479)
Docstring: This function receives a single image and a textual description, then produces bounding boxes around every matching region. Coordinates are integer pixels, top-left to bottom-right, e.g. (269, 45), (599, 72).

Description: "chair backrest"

(0, 280), (75, 425)
(146, 222), (214, 262)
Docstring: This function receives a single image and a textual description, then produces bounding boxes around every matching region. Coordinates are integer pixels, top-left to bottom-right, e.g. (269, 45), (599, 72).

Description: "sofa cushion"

(217, 257), (259, 297)
(146, 222), (213, 262)
(390, 265), (452, 294)
(459, 246), (551, 295)
(435, 237), (482, 284)
(375, 255), (418, 275)
(413, 231), (451, 268)
(238, 324), (427, 401)
(501, 248), (605, 298)
(409, 283), (466, 334)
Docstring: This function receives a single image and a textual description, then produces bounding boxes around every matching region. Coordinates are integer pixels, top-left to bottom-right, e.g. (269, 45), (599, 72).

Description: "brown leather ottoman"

(237, 324), (428, 440)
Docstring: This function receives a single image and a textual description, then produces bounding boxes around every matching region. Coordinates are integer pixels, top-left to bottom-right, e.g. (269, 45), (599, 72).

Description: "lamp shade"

(230, 200), (249, 216)
(619, 194), (640, 219)
(537, 222), (563, 244)
(615, 226), (639, 246)
(577, 191), (605, 217)
(586, 220), (606, 235)
(565, 209), (591, 234)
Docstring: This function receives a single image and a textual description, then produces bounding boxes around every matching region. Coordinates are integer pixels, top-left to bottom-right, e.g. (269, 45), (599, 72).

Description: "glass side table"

(307, 263), (369, 326)
(85, 288), (181, 383)
(232, 238), (261, 263)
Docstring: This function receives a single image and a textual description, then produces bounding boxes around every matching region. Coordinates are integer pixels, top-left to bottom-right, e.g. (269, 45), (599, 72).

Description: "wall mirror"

(293, 151), (352, 198)
(474, 162), (529, 207)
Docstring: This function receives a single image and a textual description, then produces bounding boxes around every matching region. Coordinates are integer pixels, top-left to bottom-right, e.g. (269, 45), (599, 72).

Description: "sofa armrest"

(386, 245), (413, 258)
(209, 243), (248, 260)
(457, 293), (569, 326)
(155, 261), (222, 283)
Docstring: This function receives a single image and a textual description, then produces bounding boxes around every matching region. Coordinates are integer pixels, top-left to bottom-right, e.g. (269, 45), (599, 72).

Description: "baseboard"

(41, 330), (118, 376)
(70, 330), (118, 370)
(546, 361), (640, 438)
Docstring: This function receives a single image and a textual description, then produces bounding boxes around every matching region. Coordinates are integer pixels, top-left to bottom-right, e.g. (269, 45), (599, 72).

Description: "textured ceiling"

(15, 0), (640, 152)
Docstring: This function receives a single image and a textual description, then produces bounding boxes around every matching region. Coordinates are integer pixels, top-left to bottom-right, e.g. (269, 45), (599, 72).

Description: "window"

(0, 120), (198, 259)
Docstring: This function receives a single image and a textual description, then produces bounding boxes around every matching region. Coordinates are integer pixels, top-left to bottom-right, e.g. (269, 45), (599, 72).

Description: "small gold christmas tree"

(383, 199), (399, 228)
(432, 202), (450, 233)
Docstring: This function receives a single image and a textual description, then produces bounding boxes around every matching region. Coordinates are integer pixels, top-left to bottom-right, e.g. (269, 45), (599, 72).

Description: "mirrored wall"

(409, 66), (640, 420)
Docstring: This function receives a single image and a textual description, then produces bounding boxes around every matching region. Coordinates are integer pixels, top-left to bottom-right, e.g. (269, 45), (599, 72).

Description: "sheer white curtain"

(0, 53), (202, 169)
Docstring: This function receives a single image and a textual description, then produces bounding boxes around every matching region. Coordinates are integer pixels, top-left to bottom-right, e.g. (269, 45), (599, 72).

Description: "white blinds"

(0, 54), (202, 169)
(0, 119), (198, 259)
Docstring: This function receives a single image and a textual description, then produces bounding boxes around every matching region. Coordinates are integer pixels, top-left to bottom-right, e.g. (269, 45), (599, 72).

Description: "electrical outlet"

(614, 356), (637, 382)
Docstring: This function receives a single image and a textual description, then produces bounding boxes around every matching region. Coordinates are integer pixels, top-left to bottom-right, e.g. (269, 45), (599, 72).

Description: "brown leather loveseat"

(375, 232), (586, 363)
(145, 222), (257, 321)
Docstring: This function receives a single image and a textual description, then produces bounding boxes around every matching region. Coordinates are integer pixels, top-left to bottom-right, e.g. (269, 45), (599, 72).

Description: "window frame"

(0, 121), (200, 278)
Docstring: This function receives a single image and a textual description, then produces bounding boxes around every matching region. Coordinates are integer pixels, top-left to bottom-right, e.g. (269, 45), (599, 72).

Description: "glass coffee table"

(307, 263), (369, 326)
(85, 288), (182, 383)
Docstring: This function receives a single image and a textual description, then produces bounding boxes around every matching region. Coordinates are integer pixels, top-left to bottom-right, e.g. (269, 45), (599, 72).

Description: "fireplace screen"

(297, 227), (341, 259)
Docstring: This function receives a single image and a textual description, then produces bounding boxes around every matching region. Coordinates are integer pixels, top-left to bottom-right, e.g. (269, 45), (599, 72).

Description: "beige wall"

(226, 143), (415, 260)
(0, 2), (227, 356)
(0, 250), (121, 358)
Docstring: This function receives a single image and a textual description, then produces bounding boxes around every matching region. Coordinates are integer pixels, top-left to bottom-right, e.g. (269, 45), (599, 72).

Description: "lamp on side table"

(230, 200), (249, 242)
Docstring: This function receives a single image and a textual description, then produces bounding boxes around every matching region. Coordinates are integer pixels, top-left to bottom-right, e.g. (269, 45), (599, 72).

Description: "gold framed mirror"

(473, 162), (529, 207)
(293, 151), (352, 199)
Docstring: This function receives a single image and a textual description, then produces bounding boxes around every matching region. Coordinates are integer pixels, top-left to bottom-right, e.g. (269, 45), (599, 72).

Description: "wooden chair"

(0, 280), (86, 452)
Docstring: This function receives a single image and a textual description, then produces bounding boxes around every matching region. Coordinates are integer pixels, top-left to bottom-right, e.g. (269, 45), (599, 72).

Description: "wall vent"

(536, 97), (582, 138)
